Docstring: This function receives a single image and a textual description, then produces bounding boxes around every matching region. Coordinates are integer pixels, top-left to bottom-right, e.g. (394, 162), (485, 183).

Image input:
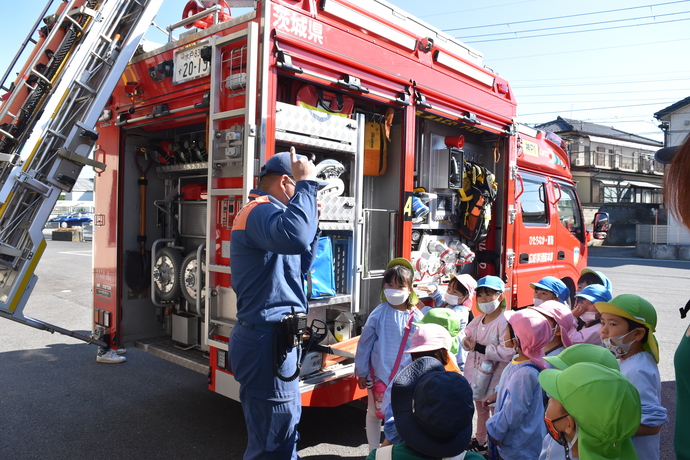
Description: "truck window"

(556, 185), (584, 239)
(520, 179), (547, 225)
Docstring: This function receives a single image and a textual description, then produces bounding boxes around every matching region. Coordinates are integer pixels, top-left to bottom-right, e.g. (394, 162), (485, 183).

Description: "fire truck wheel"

(181, 249), (206, 308)
(153, 247), (183, 301)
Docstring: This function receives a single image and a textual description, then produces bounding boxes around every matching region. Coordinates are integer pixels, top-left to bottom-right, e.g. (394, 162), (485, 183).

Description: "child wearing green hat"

(596, 294), (668, 460)
(538, 362), (641, 460)
(414, 308), (464, 371)
(538, 344), (620, 459)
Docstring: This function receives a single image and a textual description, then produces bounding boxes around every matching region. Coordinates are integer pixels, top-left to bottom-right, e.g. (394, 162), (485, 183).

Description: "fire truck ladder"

(0, 0), (165, 346)
(204, 21), (260, 352)
(0, 1), (103, 187)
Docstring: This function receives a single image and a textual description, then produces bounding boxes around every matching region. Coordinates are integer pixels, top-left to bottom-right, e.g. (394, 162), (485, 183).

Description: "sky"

(2, 0), (689, 144)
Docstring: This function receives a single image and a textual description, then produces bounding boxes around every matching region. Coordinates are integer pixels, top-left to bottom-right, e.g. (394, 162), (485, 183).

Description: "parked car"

(47, 212), (93, 228)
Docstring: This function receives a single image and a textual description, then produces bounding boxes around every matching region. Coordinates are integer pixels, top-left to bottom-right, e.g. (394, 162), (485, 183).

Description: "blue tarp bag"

(305, 236), (336, 299)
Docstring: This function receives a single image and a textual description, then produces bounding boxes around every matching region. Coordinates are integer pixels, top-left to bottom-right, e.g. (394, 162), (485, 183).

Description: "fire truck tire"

(181, 249), (206, 308)
(153, 247), (183, 301)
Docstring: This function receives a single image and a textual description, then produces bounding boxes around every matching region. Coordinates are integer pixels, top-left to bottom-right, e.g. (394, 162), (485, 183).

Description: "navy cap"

(259, 151), (303, 178)
(259, 151), (329, 190)
(654, 145), (678, 164)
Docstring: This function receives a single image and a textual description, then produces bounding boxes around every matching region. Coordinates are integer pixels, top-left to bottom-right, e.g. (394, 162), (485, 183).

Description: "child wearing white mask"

(461, 276), (515, 455)
(420, 273), (477, 371)
(354, 258), (424, 452)
(596, 294), (668, 459)
(572, 284), (612, 346)
(530, 276), (570, 307)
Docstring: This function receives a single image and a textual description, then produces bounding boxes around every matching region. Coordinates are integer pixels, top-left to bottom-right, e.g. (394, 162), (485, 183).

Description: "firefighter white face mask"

(385, 289), (409, 306)
(284, 178), (296, 203)
(478, 299), (500, 314)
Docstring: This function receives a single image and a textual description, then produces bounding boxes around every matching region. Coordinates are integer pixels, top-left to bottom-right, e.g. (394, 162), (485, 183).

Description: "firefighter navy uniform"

(229, 182), (320, 460)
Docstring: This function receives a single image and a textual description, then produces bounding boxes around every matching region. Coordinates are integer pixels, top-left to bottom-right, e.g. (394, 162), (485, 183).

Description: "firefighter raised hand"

(289, 146), (317, 182)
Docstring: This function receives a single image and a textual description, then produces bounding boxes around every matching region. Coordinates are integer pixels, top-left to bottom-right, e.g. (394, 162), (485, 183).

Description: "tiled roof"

(535, 117), (662, 147)
(654, 95), (690, 119)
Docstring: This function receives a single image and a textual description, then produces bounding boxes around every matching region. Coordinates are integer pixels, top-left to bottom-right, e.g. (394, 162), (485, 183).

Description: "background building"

(537, 117), (663, 245)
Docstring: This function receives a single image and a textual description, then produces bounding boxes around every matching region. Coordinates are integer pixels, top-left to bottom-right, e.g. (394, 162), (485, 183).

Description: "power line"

(509, 69), (690, 84)
(457, 11), (690, 40)
(419, 0), (538, 20)
(514, 76), (690, 89)
(442, 0), (690, 32)
(487, 36), (690, 61)
(465, 17), (690, 43)
(518, 88), (690, 97)
(518, 98), (680, 105)
(519, 101), (674, 116)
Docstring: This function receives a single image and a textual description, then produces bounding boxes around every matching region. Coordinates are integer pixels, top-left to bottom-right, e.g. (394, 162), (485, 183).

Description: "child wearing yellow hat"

(595, 294), (668, 459)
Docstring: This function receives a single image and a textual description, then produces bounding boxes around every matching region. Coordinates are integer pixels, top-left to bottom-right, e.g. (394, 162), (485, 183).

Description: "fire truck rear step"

(135, 337), (209, 375)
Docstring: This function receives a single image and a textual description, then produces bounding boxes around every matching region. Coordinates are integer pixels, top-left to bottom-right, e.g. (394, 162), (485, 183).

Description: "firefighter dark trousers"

(229, 321), (301, 460)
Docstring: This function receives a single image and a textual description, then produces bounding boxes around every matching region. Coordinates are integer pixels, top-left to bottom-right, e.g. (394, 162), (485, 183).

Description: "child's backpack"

(457, 161), (498, 242)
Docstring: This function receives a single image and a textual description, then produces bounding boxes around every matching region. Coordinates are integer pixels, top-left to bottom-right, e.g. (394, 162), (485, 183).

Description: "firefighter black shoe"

(97, 348), (126, 363)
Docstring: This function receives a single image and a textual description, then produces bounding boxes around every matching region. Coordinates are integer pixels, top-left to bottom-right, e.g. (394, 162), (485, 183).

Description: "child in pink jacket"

(461, 276), (514, 454)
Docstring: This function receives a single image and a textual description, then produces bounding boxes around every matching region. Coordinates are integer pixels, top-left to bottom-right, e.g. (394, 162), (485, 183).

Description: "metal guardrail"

(83, 222), (93, 241)
(637, 224), (690, 245)
(637, 225), (668, 244)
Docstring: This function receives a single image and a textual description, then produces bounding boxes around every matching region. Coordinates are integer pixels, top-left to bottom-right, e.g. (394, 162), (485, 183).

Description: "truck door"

(552, 180), (586, 296)
(513, 172), (556, 308)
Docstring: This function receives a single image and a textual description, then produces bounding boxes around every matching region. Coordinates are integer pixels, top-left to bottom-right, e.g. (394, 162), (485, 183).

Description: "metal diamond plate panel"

(275, 102), (357, 154)
(320, 195), (355, 222)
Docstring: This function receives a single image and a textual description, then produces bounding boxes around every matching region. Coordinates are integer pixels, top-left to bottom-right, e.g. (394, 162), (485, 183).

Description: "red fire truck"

(0, 0), (606, 407)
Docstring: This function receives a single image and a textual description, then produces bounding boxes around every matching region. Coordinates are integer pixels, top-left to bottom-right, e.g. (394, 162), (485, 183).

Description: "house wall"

(668, 107), (690, 146)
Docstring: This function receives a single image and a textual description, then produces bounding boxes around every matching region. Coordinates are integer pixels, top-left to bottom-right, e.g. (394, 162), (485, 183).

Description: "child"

(539, 343), (621, 460)
(461, 276), (514, 455)
(485, 308), (552, 460)
(405, 323), (459, 372)
(420, 274), (476, 370)
(530, 300), (581, 359)
(355, 257), (424, 452)
(382, 323), (460, 446)
(596, 294), (668, 459)
(415, 307), (464, 371)
(577, 267), (613, 296)
(538, 362), (641, 460)
(369, 356), (483, 460)
(531, 276), (570, 306)
(572, 284), (611, 345)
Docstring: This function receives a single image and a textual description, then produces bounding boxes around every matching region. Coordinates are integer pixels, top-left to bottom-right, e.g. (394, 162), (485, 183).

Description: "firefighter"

(228, 147), (321, 460)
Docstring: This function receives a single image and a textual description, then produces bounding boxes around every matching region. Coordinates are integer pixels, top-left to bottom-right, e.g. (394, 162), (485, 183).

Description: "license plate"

(173, 41), (210, 85)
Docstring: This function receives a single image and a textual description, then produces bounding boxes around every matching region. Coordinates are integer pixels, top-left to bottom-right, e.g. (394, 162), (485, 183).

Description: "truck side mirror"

(448, 148), (464, 190)
(592, 212), (609, 239)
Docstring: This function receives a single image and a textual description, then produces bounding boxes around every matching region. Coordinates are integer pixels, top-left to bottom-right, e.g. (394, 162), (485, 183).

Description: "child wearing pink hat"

(530, 300), (582, 361)
(485, 308), (552, 459)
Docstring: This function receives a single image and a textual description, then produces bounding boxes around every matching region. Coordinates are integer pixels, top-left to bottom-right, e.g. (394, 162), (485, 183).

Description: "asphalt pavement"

(0, 239), (683, 459)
